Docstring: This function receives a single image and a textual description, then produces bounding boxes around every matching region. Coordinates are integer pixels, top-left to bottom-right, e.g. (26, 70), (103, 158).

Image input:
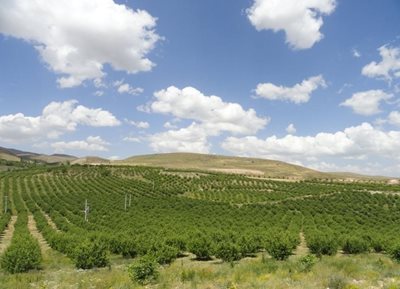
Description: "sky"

(0, 0), (400, 176)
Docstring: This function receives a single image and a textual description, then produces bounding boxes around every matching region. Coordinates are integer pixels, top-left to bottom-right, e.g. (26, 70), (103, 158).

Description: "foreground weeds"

(1, 253), (400, 289)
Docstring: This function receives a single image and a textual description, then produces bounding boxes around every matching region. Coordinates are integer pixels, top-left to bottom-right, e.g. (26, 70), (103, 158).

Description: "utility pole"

(4, 195), (7, 214)
(84, 199), (89, 222)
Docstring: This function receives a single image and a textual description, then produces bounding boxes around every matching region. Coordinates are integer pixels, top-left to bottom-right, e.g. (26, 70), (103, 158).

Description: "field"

(1, 164), (400, 288)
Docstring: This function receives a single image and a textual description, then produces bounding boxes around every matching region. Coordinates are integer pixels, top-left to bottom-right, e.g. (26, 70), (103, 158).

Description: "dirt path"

(294, 232), (309, 256)
(0, 215), (17, 254)
(28, 215), (51, 255)
(44, 212), (60, 232)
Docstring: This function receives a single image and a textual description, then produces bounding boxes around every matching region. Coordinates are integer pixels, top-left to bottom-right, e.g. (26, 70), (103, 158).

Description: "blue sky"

(1, 0), (400, 176)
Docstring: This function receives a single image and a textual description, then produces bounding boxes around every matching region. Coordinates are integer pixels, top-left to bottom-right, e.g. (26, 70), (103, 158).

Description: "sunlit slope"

(117, 152), (329, 179)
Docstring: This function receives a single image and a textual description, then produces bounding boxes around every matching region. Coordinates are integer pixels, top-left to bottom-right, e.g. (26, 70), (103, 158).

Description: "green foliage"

(128, 255), (159, 285)
(342, 237), (369, 254)
(214, 242), (241, 263)
(298, 254), (317, 272)
(307, 234), (338, 256)
(150, 243), (180, 265)
(266, 234), (294, 261)
(120, 238), (138, 258)
(188, 235), (214, 260)
(73, 240), (110, 269)
(389, 243), (400, 263)
(0, 234), (42, 273)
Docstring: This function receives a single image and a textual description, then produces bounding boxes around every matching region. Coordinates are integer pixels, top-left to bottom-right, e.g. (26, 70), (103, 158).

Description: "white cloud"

(0, 100), (120, 143)
(123, 137), (141, 143)
(362, 45), (400, 81)
(247, 0), (336, 49)
(340, 90), (392, 116)
(150, 86), (268, 135)
(286, 123), (296, 134)
(222, 122), (400, 162)
(117, 83), (144, 95)
(388, 111), (400, 126)
(126, 120), (150, 129)
(147, 86), (268, 153)
(51, 136), (109, 152)
(163, 121), (178, 129)
(255, 75), (326, 104)
(94, 90), (104, 97)
(149, 123), (210, 153)
(352, 48), (361, 58)
(0, 0), (160, 87)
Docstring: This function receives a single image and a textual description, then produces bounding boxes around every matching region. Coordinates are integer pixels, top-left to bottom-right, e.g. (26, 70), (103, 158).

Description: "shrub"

(308, 234), (338, 256)
(298, 254), (317, 272)
(266, 234), (293, 261)
(120, 238), (138, 258)
(73, 240), (110, 269)
(214, 242), (241, 264)
(151, 244), (180, 265)
(390, 243), (400, 263)
(342, 237), (369, 254)
(128, 255), (159, 285)
(188, 236), (214, 260)
(1, 235), (42, 273)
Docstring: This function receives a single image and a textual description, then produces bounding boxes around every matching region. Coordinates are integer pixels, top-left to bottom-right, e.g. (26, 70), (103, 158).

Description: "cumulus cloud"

(146, 86), (268, 153)
(126, 120), (150, 129)
(0, 0), (160, 87)
(149, 123), (210, 153)
(388, 111), (400, 126)
(222, 122), (400, 162)
(362, 45), (400, 82)
(255, 75), (326, 104)
(0, 100), (120, 143)
(51, 136), (109, 152)
(286, 123), (296, 134)
(247, 0), (336, 49)
(340, 90), (392, 116)
(150, 86), (268, 135)
(113, 80), (143, 95)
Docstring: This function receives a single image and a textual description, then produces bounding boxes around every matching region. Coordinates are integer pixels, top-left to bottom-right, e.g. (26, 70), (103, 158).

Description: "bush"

(390, 243), (400, 263)
(342, 237), (369, 254)
(120, 238), (138, 258)
(151, 244), (180, 265)
(188, 236), (214, 260)
(215, 242), (241, 264)
(1, 235), (42, 273)
(128, 255), (159, 285)
(308, 234), (338, 256)
(73, 240), (110, 269)
(266, 234), (294, 261)
(298, 254), (317, 272)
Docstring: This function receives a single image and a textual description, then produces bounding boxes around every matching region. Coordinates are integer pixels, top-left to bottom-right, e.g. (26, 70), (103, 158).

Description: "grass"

(1, 252), (400, 289)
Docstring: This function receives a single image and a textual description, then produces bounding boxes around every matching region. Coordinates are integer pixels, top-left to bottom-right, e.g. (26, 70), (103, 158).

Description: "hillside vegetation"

(1, 164), (400, 288)
(118, 152), (389, 180)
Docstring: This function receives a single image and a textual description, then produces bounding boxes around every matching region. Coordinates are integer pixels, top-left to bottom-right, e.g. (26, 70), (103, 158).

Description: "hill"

(0, 146), (76, 164)
(118, 152), (334, 179)
(72, 156), (110, 165)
